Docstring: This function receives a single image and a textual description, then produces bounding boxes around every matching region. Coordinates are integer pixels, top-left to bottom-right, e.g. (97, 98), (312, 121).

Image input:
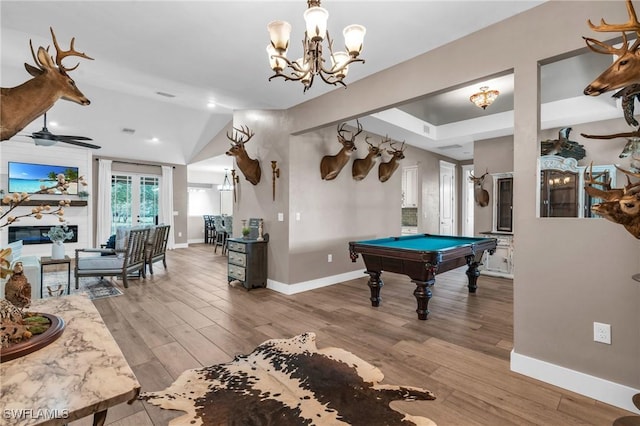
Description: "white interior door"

(439, 161), (457, 235)
(461, 164), (475, 236)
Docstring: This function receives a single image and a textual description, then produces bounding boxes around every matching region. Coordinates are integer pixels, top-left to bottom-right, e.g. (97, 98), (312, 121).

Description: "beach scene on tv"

(8, 162), (79, 195)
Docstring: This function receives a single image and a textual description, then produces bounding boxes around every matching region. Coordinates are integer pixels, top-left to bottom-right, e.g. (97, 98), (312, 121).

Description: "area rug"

(42, 272), (123, 300)
(81, 279), (124, 300)
(140, 332), (437, 426)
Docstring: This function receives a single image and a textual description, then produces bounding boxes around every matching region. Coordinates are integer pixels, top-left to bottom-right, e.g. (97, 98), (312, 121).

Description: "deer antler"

(584, 31), (639, 56)
(581, 129), (640, 140)
(337, 119), (363, 144)
(588, 0), (640, 33)
(226, 125), (254, 146)
(364, 134), (390, 149)
(49, 27), (93, 73)
(584, 163), (622, 201)
(387, 140), (406, 154)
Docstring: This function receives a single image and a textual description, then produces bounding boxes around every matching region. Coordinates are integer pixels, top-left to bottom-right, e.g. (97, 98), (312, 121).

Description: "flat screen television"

(8, 161), (79, 195)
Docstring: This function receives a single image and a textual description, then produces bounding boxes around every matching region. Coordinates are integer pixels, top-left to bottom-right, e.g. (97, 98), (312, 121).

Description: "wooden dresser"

(227, 234), (269, 290)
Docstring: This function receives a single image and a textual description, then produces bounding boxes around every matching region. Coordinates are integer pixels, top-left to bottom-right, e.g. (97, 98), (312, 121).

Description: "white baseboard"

(511, 350), (640, 414)
(187, 238), (205, 244)
(172, 243), (189, 249)
(267, 269), (367, 295)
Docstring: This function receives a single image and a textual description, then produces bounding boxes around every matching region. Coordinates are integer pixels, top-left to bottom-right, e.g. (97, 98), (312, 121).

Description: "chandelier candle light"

(470, 86), (500, 110)
(267, 0), (366, 92)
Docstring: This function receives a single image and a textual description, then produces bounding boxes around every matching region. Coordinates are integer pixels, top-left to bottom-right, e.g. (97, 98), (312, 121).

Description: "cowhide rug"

(140, 332), (436, 426)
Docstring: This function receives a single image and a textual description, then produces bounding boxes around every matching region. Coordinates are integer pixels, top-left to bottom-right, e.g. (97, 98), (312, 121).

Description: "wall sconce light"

(271, 161), (280, 201)
(231, 169), (240, 203)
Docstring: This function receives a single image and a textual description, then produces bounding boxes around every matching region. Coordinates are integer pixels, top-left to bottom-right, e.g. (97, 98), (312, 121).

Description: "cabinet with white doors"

(401, 166), (418, 208)
(478, 232), (514, 279)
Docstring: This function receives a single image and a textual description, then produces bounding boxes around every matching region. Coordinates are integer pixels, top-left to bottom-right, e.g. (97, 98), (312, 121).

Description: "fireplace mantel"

(1, 199), (87, 207)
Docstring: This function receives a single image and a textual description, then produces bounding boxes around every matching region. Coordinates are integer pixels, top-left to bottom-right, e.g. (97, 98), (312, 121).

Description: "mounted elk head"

(226, 125), (261, 185)
(583, 0), (640, 96)
(469, 171), (490, 207)
(584, 164), (640, 238)
(352, 135), (388, 181)
(1, 27), (93, 141)
(378, 140), (406, 183)
(320, 120), (362, 181)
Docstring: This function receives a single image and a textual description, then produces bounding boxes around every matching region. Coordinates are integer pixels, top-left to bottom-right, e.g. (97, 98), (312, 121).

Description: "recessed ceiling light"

(151, 137), (159, 143)
(49, 121), (58, 127)
(207, 101), (216, 108)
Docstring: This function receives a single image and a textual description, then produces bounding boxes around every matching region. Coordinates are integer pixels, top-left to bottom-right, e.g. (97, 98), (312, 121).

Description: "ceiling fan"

(23, 113), (101, 149)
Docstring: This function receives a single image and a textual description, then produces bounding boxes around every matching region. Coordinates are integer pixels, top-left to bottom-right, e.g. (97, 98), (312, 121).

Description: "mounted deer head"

(469, 171), (490, 207)
(226, 125), (261, 185)
(352, 135), (388, 181)
(584, 164), (640, 238)
(583, 0), (640, 96)
(378, 140), (406, 183)
(1, 27), (93, 141)
(320, 120), (362, 181)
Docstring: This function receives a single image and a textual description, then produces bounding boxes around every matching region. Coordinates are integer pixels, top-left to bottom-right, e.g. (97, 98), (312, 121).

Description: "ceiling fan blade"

(55, 134), (93, 141)
(56, 139), (101, 149)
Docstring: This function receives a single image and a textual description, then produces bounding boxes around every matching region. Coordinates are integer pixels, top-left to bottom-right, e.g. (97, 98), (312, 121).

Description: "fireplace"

(8, 225), (79, 245)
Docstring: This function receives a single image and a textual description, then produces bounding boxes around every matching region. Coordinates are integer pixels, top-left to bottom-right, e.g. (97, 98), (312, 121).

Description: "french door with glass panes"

(111, 174), (159, 234)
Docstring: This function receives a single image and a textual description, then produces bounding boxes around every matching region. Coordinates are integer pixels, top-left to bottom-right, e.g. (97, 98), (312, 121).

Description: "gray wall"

(474, 135), (514, 233)
(255, 0), (638, 409)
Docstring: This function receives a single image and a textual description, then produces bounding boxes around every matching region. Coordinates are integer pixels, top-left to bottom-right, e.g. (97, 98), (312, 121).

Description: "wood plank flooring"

(68, 243), (632, 425)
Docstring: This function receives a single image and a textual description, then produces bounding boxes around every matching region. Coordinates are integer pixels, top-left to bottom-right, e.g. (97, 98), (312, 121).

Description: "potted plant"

(242, 227), (251, 239)
(45, 224), (74, 259)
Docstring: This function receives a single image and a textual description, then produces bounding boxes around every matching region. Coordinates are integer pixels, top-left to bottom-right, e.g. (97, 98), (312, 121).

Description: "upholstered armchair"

(146, 224), (170, 274)
(74, 227), (150, 289)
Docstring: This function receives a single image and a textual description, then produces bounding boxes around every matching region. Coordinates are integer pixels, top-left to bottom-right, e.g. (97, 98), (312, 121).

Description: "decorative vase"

(51, 241), (65, 259)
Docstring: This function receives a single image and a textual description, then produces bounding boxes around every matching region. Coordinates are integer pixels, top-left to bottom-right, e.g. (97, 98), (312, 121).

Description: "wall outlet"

(594, 322), (611, 344)
(327, 254), (332, 262)
(278, 213), (284, 221)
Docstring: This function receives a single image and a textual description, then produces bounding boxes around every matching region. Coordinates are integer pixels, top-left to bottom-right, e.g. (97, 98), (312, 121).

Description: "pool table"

(349, 234), (497, 320)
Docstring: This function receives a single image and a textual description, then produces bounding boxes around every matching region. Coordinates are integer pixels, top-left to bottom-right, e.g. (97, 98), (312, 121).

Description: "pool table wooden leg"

(465, 255), (481, 293)
(412, 279), (433, 320)
(365, 271), (383, 307)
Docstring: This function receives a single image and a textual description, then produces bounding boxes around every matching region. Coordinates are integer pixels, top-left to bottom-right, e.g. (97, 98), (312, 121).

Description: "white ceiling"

(1, 1), (622, 171)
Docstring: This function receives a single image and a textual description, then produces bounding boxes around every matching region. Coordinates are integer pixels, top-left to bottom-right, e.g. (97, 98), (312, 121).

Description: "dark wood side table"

(40, 255), (72, 297)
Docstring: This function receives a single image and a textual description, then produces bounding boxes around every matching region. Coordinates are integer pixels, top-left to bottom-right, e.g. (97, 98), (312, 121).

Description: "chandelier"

(267, 0), (366, 92)
(470, 86), (500, 110)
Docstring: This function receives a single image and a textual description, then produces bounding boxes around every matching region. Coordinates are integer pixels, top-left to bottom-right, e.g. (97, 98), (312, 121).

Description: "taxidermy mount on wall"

(469, 171), (490, 207)
(582, 1), (640, 143)
(226, 125), (261, 185)
(540, 128), (586, 160)
(320, 120), (362, 181)
(378, 140), (406, 183)
(352, 135), (387, 181)
(1, 27), (93, 141)
(585, 164), (640, 239)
